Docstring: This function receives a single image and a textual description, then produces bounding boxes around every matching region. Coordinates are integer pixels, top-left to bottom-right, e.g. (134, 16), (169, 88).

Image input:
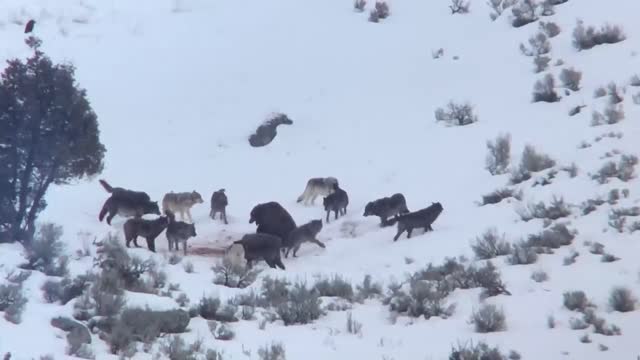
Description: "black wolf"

(323, 184), (349, 223)
(249, 201), (297, 241)
(98, 179), (160, 225)
(363, 193), (410, 226)
(209, 189), (228, 224)
(283, 219), (325, 258)
(123, 216), (169, 252)
(233, 233), (285, 270)
(165, 210), (197, 255)
(387, 202), (444, 242)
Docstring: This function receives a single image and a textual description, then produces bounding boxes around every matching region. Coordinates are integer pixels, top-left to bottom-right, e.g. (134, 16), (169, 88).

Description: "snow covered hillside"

(1, 0), (640, 358)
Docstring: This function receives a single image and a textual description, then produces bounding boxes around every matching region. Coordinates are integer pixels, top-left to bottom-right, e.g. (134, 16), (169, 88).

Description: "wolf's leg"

(406, 227), (413, 238)
(292, 243), (302, 257)
(146, 237), (156, 252)
(284, 246), (291, 258)
(326, 210), (330, 223)
(310, 194), (317, 205)
(334, 209), (339, 220)
(275, 258), (286, 270)
(310, 239), (326, 248)
(106, 211), (116, 226)
(393, 225), (405, 242)
(222, 209), (228, 225)
(427, 224), (433, 231)
(133, 236), (141, 247)
(186, 209), (193, 223)
(182, 239), (187, 255)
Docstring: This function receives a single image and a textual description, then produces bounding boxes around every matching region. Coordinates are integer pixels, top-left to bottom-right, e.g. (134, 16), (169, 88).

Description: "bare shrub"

(355, 275), (383, 302)
(609, 287), (636, 312)
(563, 291), (592, 312)
(594, 86), (607, 98)
(470, 304), (506, 333)
(520, 33), (550, 57)
(21, 223), (68, 276)
(561, 163), (579, 178)
(520, 145), (556, 172)
(346, 312), (363, 335)
(183, 261), (194, 273)
(507, 242), (538, 265)
(487, 0), (517, 21)
(606, 83), (624, 104)
(533, 55), (551, 73)
(573, 20), (626, 50)
(601, 253), (620, 263)
(0, 283), (27, 324)
(582, 309), (621, 336)
(592, 155), (638, 184)
(630, 74), (640, 87)
(354, 0), (366, 12)
(209, 321), (235, 341)
(527, 223), (575, 250)
(450, 0), (470, 14)
(369, 1), (389, 22)
(530, 270), (549, 282)
(633, 92), (640, 105)
(42, 273), (93, 305)
(258, 342), (286, 360)
(563, 250), (579, 266)
(547, 315), (555, 328)
(580, 334), (591, 343)
(313, 275), (354, 302)
(159, 335), (218, 360)
(435, 101), (478, 126)
(275, 282), (324, 326)
(198, 296), (237, 322)
(511, 0), (539, 28)
(449, 341), (518, 360)
(508, 166), (532, 185)
(212, 257), (260, 289)
(519, 195), (571, 222)
(485, 133), (511, 175)
(539, 21), (560, 37)
(591, 104), (624, 126)
(480, 188), (522, 206)
(471, 228), (512, 260)
(560, 68), (582, 91)
(569, 317), (589, 330)
(168, 253), (182, 265)
(532, 74), (560, 102)
(589, 242), (605, 255)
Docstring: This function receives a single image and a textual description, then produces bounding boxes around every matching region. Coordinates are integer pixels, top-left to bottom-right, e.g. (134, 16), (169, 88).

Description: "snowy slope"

(1, 0), (640, 359)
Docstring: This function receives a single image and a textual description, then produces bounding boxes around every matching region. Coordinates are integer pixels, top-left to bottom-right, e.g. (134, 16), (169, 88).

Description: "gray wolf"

(296, 177), (339, 205)
(249, 201), (297, 241)
(283, 219), (325, 258)
(248, 113), (293, 147)
(209, 189), (228, 224)
(323, 184), (349, 223)
(123, 216), (169, 252)
(233, 233), (285, 270)
(98, 180), (160, 225)
(387, 202), (444, 242)
(162, 191), (204, 223)
(363, 193), (410, 227)
(165, 210), (197, 255)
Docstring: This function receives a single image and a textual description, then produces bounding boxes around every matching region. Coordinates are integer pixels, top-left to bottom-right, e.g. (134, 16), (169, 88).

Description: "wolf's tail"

(98, 200), (109, 222)
(99, 179), (113, 193)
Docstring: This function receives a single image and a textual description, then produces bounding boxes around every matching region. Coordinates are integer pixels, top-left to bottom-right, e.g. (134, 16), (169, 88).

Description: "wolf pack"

(97, 177), (443, 270)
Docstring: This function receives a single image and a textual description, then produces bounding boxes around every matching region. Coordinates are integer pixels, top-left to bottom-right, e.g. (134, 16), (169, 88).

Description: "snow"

(1, 0), (640, 359)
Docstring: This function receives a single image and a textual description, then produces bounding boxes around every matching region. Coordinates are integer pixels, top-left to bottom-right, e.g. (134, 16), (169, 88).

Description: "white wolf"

(296, 177), (339, 206)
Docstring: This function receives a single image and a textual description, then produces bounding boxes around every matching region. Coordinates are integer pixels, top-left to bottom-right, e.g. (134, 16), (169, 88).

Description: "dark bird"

(24, 19), (35, 34)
